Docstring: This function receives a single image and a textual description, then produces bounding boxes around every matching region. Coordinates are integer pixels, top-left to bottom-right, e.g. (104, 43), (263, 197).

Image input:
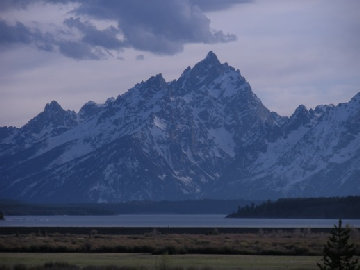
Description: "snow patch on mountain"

(209, 127), (235, 157)
(153, 116), (167, 130)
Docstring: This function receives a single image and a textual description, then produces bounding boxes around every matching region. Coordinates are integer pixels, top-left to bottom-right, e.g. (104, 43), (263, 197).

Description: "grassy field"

(1, 229), (358, 269)
(0, 231), (336, 255)
(0, 253), (320, 270)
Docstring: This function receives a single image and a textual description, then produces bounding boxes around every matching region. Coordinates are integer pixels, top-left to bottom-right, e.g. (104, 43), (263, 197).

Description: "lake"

(1, 215), (360, 228)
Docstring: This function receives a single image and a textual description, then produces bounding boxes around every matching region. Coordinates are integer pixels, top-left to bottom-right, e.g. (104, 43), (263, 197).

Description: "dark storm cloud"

(0, 0), (249, 59)
(0, 20), (32, 44)
(0, 19), (100, 59)
(64, 17), (124, 50)
(0, 0), (75, 11)
(0, 19), (55, 51)
(58, 40), (101, 60)
(72, 0), (238, 54)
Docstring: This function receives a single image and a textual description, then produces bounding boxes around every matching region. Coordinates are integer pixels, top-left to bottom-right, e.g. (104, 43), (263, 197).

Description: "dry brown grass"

(0, 230), (341, 255)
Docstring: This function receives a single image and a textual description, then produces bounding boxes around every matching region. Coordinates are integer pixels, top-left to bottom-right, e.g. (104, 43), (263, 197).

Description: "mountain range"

(1, 51), (359, 203)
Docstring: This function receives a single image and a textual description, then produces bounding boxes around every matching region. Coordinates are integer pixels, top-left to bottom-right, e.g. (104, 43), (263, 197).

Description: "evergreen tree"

(318, 219), (360, 270)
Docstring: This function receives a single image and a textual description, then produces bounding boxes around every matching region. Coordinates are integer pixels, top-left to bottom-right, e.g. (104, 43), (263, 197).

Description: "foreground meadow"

(1, 228), (358, 269)
(0, 230), (336, 255)
(0, 253), (320, 270)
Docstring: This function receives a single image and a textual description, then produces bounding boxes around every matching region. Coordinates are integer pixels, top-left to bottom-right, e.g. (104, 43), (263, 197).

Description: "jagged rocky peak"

(292, 104), (309, 118)
(143, 73), (166, 87)
(191, 51), (226, 74)
(123, 75), (167, 106)
(22, 100), (77, 135)
(350, 91), (360, 104)
(314, 104), (332, 114)
(135, 73), (168, 98)
(41, 100), (76, 120)
(203, 50), (220, 65)
(176, 51), (243, 91)
(283, 104), (312, 133)
(0, 126), (17, 141)
(79, 101), (101, 120)
(44, 100), (63, 113)
(80, 100), (97, 108)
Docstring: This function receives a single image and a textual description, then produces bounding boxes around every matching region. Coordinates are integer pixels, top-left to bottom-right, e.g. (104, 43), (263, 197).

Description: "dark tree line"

(0, 199), (252, 215)
(228, 196), (360, 218)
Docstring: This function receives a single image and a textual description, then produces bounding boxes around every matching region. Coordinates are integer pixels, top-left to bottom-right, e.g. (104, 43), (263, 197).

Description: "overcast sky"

(1, 0), (359, 127)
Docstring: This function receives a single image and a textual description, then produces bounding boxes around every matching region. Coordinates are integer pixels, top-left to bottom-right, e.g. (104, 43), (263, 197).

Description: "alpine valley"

(1, 52), (359, 203)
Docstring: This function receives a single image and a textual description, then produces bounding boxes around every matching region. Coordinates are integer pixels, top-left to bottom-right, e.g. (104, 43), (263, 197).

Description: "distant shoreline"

(0, 226), (342, 235)
(0, 199), (252, 216)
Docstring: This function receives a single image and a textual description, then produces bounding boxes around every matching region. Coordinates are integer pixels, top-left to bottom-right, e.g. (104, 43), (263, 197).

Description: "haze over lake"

(1, 215), (360, 228)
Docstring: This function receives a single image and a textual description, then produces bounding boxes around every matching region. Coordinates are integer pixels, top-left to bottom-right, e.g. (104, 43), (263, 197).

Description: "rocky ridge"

(0, 52), (359, 202)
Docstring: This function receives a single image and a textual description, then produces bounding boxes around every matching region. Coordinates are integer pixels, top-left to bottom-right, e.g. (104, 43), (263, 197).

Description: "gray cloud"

(0, 20), (32, 45)
(64, 17), (124, 50)
(72, 0), (238, 54)
(0, 19), (100, 59)
(0, 19), (55, 52)
(136, 54), (144, 61)
(58, 40), (101, 60)
(0, 0), (248, 59)
(0, 0), (32, 12)
(0, 0), (250, 12)
(190, 0), (251, 11)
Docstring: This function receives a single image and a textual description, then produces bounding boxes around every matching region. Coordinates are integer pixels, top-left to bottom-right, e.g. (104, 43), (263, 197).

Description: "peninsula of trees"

(227, 196), (360, 219)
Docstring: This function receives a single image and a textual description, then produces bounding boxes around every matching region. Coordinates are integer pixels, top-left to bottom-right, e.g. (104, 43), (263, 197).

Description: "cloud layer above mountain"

(1, 0), (359, 128)
(0, 0), (249, 59)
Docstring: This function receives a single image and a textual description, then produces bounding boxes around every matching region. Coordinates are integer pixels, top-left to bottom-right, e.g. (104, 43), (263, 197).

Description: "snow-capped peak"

(1, 52), (359, 203)
(176, 51), (242, 92)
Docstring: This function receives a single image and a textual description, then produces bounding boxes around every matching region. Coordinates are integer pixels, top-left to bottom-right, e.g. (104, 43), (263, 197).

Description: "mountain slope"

(216, 93), (360, 199)
(0, 52), (359, 202)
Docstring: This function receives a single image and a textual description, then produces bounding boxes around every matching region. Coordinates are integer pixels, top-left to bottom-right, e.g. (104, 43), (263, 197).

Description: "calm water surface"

(1, 215), (360, 228)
